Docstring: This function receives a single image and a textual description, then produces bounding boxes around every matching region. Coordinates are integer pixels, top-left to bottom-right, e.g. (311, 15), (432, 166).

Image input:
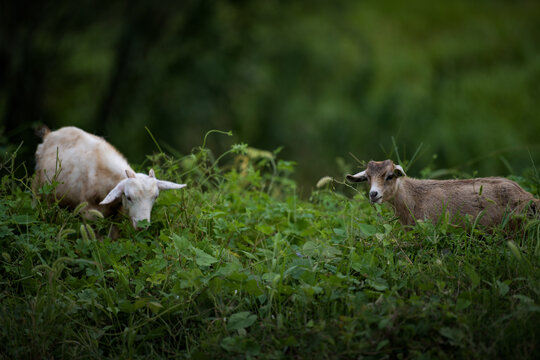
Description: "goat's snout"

(369, 190), (381, 203)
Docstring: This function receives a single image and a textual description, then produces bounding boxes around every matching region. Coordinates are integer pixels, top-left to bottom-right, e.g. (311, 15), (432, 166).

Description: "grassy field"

(1, 138), (539, 359)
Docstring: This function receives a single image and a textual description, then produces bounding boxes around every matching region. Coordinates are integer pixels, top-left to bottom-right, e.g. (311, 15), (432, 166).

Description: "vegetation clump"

(1, 138), (539, 359)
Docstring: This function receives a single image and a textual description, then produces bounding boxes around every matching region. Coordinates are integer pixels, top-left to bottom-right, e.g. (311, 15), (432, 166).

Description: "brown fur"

(348, 160), (538, 228)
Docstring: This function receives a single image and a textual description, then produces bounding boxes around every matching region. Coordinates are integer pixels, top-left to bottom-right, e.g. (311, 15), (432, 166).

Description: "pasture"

(1, 139), (539, 359)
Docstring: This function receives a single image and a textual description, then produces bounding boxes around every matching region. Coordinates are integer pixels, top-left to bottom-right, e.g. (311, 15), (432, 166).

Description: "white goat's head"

(100, 169), (186, 229)
(346, 160), (405, 204)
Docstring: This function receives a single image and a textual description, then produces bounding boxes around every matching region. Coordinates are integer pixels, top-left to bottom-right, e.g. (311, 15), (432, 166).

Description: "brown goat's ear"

(125, 169), (136, 178)
(346, 170), (368, 183)
(394, 165), (406, 177)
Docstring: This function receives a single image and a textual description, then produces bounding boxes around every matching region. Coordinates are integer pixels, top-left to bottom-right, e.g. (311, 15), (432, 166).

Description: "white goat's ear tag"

(346, 170), (368, 183)
(149, 169), (155, 178)
(125, 169), (136, 179)
(394, 165), (406, 177)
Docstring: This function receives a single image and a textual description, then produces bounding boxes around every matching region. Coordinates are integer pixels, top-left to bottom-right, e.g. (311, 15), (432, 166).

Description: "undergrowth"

(0, 134), (539, 359)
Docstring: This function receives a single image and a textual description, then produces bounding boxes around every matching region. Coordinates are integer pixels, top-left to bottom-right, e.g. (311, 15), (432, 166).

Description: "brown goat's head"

(346, 160), (406, 204)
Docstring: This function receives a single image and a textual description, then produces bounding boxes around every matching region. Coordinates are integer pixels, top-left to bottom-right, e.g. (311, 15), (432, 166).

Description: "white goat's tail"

(35, 125), (51, 139)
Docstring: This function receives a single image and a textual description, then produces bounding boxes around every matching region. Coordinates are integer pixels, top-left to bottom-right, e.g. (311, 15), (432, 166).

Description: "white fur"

(348, 170), (367, 181)
(34, 126), (186, 229)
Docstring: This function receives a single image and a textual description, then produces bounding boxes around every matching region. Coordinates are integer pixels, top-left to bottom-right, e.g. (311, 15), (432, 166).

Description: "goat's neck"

(387, 177), (417, 225)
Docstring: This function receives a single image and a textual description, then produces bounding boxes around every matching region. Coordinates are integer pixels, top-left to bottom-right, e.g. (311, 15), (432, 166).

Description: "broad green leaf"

(322, 245), (341, 258)
(358, 223), (377, 237)
(302, 241), (319, 256)
(221, 336), (260, 355)
(496, 280), (510, 297)
(262, 272), (280, 284)
(439, 327), (465, 346)
(227, 311), (257, 330)
(214, 263), (243, 278)
(513, 294), (534, 304)
(464, 265), (480, 289)
(243, 279), (264, 296)
(171, 234), (190, 251)
(367, 278), (388, 291)
(193, 248), (218, 267)
(227, 271), (248, 282)
(147, 301), (164, 314)
(333, 228), (347, 238)
(239, 250), (258, 261)
(456, 298), (471, 311)
(256, 224), (274, 235)
(376, 339), (389, 351)
(118, 300), (135, 313)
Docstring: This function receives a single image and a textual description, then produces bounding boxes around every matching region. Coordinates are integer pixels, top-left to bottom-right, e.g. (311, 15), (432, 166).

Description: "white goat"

(34, 126), (186, 228)
(347, 159), (539, 228)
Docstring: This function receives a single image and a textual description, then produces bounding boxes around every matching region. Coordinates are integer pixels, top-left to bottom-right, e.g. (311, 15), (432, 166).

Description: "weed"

(0, 135), (539, 359)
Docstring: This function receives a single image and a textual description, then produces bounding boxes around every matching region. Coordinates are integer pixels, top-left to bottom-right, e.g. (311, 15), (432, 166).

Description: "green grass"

(1, 139), (539, 359)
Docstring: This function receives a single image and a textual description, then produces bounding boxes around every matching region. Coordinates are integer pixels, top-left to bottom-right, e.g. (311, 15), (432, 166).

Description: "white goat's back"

(35, 126), (133, 209)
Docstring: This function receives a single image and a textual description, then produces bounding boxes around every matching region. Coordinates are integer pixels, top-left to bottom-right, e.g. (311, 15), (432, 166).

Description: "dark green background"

(2, 0), (540, 188)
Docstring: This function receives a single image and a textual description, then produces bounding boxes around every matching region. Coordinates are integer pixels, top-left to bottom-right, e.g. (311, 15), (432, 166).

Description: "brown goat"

(346, 160), (539, 228)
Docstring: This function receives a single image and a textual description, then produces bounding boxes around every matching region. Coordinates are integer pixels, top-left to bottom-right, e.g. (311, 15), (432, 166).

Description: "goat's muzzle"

(369, 190), (382, 204)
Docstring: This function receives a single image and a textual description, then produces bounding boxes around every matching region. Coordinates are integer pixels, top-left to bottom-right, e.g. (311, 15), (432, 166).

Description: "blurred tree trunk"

(1, 3), (49, 163)
(94, 4), (136, 136)
(94, 0), (204, 137)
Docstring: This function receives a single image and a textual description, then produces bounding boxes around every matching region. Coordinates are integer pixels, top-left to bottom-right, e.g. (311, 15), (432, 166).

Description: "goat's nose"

(370, 190), (379, 199)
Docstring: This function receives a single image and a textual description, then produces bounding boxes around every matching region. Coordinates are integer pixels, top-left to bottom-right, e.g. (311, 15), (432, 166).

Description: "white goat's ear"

(346, 170), (368, 183)
(125, 169), (136, 179)
(157, 180), (187, 190)
(149, 169), (155, 178)
(100, 180), (127, 205)
(394, 165), (406, 177)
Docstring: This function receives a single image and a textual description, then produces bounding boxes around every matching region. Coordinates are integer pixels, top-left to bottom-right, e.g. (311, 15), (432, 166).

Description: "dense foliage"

(2, 0), (540, 185)
(1, 138), (539, 359)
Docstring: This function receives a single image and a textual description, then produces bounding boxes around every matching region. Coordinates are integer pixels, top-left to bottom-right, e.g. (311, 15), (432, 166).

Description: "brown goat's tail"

(35, 125), (50, 139)
(528, 198), (540, 218)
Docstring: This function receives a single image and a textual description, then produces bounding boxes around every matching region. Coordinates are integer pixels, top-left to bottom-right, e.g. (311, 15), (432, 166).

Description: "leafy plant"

(1, 136), (539, 359)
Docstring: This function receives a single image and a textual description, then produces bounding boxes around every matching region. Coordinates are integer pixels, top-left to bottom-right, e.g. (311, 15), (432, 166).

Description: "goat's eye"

(386, 174), (394, 181)
(126, 195), (132, 202)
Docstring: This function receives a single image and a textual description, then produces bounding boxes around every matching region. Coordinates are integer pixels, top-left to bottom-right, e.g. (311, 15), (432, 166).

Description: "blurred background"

(2, 0), (540, 191)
